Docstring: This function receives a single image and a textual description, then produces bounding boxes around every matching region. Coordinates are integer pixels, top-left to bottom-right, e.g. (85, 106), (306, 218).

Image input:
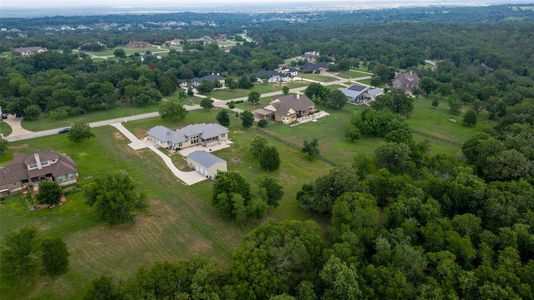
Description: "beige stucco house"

(253, 94), (316, 124)
(186, 151), (227, 179)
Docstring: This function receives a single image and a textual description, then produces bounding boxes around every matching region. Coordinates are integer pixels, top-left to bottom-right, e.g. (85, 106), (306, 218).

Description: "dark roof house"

(300, 64), (321, 72)
(0, 150), (78, 194)
(192, 74), (225, 85)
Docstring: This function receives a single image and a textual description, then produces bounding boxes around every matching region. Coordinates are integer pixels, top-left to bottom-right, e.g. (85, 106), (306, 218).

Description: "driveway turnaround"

(110, 123), (207, 185)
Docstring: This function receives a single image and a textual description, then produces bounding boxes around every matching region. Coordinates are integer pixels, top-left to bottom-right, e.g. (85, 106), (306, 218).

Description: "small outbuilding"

(186, 151), (227, 179)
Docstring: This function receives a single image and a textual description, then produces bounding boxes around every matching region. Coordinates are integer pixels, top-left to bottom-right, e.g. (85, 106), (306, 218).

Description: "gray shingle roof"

(193, 74), (225, 84)
(178, 123), (228, 140)
(14, 46), (46, 53)
(188, 151), (225, 168)
(148, 123), (228, 144)
(148, 125), (186, 144)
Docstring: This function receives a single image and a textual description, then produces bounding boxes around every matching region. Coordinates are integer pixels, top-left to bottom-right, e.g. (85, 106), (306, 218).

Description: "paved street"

(4, 104), (200, 142)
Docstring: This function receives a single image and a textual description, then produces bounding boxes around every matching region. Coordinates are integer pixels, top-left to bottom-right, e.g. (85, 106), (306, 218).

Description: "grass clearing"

(407, 97), (495, 144)
(353, 78), (372, 85)
(205, 81), (309, 100)
(298, 73), (338, 82)
(85, 46), (169, 57)
(339, 69), (372, 79)
(21, 103), (161, 131)
(262, 98), (496, 166)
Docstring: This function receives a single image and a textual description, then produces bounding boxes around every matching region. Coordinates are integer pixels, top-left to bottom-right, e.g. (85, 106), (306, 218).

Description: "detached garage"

(186, 151), (227, 179)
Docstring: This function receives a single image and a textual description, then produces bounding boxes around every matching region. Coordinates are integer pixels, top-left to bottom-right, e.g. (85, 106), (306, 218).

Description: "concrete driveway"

(110, 123), (207, 185)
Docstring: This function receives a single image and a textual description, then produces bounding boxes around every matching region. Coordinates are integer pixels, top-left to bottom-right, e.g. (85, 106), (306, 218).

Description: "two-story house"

(0, 150), (78, 195)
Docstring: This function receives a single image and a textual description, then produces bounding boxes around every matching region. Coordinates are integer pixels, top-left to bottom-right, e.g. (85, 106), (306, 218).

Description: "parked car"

(58, 127), (71, 134)
(15, 113), (22, 118)
(1, 113), (7, 119)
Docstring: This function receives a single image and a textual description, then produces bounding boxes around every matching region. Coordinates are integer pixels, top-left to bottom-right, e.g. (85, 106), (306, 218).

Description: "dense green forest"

(1, 4), (533, 299)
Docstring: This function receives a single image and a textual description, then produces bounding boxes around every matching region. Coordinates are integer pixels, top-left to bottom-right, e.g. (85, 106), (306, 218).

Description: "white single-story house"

(286, 67), (299, 76)
(181, 74), (225, 89)
(256, 70), (294, 83)
(13, 46), (47, 56)
(339, 84), (384, 104)
(148, 123), (229, 150)
(186, 151), (227, 179)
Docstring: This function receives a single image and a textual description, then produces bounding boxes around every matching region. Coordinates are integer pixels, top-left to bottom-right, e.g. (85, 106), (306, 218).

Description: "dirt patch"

(113, 132), (126, 141)
(9, 144), (30, 150)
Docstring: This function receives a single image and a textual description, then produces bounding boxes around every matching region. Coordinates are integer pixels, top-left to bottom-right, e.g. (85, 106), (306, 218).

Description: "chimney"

(34, 153), (42, 169)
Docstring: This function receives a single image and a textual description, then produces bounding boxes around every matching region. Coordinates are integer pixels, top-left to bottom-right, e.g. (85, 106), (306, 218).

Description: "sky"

(1, 0), (530, 8)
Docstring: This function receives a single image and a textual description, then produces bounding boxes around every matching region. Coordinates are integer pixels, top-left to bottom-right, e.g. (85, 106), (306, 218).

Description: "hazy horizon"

(1, 0), (533, 18)
(2, 0), (533, 9)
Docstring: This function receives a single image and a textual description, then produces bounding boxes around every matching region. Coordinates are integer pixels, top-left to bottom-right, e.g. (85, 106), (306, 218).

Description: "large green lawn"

(262, 98), (496, 166)
(407, 97), (495, 145)
(352, 78), (372, 85)
(298, 73), (338, 82)
(205, 81), (309, 100)
(1, 109), (331, 299)
(21, 103), (161, 131)
(339, 69), (372, 79)
(1, 121), (12, 136)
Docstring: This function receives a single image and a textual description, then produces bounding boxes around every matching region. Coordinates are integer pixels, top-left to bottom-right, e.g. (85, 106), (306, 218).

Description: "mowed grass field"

(338, 69), (373, 79)
(205, 81), (309, 100)
(298, 73), (338, 82)
(21, 103), (161, 131)
(84, 46), (168, 57)
(263, 97), (496, 165)
(1, 109), (331, 299)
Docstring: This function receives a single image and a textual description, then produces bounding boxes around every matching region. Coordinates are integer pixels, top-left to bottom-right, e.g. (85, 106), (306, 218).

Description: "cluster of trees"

(345, 108), (408, 141)
(1, 227), (69, 286)
(211, 172), (283, 224)
(462, 123), (534, 182)
(371, 89), (414, 113)
(84, 172), (148, 225)
(249, 136), (281, 171)
(304, 83), (346, 109)
(0, 52), (173, 121)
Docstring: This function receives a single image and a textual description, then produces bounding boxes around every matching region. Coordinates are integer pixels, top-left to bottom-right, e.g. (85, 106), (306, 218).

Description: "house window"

(178, 142), (182, 147)
(28, 164), (37, 170)
(41, 160), (50, 167)
(191, 136), (199, 144)
(221, 133), (225, 138)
